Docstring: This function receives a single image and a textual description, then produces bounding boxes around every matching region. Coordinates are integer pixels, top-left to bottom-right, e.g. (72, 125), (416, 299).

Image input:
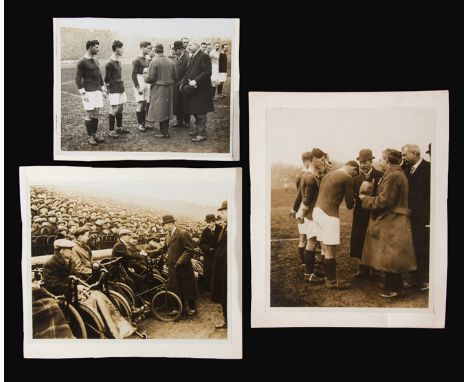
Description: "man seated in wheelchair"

(42, 239), (135, 338)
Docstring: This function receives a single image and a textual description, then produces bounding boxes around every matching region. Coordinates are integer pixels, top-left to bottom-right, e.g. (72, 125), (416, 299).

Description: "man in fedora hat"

(402, 144), (431, 291)
(144, 43), (176, 139)
(172, 40), (191, 129)
(359, 149), (417, 298)
(199, 213), (223, 292)
(159, 214), (198, 316)
(350, 149), (383, 279)
(211, 201), (228, 329)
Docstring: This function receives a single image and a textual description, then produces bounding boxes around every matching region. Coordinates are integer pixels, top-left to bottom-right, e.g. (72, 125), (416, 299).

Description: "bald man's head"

(188, 40), (200, 53)
(402, 144), (421, 165)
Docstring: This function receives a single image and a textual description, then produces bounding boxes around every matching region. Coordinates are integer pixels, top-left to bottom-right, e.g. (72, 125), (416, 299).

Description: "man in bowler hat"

(199, 213), (223, 292)
(350, 149), (383, 279)
(159, 214), (198, 316)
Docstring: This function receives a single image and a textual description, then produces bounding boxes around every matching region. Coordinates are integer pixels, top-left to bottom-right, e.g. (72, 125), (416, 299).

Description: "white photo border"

(250, 90), (448, 328)
(53, 18), (240, 161)
(21, 166), (242, 358)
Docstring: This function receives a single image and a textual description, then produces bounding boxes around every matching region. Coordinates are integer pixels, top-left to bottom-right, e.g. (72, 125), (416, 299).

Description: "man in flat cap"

(144, 43), (176, 139)
(199, 213), (223, 292)
(211, 201), (228, 329)
(350, 149), (383, 279)
(172, 40), (191, 129)
(71, 227), (94, 280)
(402, 144), (431, 291)
(42, 239), (77, 296)
(359, 149), (417, 298)
(182, 40), (214, 142)
(159, 214), (198, 316)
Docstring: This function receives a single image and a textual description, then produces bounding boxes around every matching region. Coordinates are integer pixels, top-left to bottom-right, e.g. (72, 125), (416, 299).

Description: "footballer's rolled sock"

(159, 119), (169, 135)
(217, 83), (224, 95)
(145, 102), (150, 115)
(91, 118), (99, 134)
(136, 111), (143, 125)
(84, 120), (93, 136)
(298, 247), (305, 264)
(324, 258), (337, 281)
(116, 113), (123, 128)
(108, 114), (116, 131)
(304, 250), (315, 274)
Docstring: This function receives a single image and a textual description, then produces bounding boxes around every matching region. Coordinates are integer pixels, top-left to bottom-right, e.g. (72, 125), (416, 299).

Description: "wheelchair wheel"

(77, 302), (106, 338)
(108, 290), (133, 322)
(113, 282), (137, 307)
(60, 303), (87, 339)
(151, 290), (183, 322)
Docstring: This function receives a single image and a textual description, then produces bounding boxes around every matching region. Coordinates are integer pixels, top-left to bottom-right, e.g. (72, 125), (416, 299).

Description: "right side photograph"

(250, 91), (449, 328)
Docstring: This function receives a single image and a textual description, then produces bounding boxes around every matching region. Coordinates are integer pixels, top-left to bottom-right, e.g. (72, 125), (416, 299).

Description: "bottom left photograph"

(20, 166), (242, 359)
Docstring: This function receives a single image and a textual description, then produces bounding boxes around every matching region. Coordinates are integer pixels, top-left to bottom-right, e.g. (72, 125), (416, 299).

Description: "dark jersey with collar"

(104, 59), (125, 93)
(131, 56), (149, 87)
(75, 57), (104, 91)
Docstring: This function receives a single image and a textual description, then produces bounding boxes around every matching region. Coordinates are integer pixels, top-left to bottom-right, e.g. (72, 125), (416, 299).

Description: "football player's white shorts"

(312, 207), (340, 245)
(109, 91), (128, 106)
(133, 74), (150, 102)
(218, 72), (227, 82)
(211, 63), (219, 86)
(298, 222), (306, 235)
(303, 217), (318, 240)
(82, 90), (103, 111)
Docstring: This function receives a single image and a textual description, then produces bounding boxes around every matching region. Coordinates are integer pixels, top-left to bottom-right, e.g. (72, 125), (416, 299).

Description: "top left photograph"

(53, 18), (240, 161)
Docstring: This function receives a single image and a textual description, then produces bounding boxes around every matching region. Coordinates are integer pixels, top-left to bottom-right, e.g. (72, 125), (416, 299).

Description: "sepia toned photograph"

(53, 18), (240, 161)
(21, 167), (242, 358)
(250, 91), (448, 328)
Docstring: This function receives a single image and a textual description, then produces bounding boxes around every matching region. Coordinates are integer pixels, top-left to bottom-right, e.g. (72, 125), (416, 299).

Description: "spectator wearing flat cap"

(42, 239), (77, 296)
(359, 149), (417, 298)
(199, 213), (223, 292)
(211, 201), (228, 329)
(172, 40), (191, 129)
(350, 149), (383, 279)
(144, 43), (176, 139)
(159, 214), (198, 316)
(112, 229), (149, 305)
(71, 227), (94, 280)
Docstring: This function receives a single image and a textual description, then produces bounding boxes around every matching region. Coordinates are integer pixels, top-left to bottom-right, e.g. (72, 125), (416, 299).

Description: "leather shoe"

(191, 135), (207, 142)
(94, 134), (105, 143)
(215, 321), (227, 329)
(187, 309), (197, 316)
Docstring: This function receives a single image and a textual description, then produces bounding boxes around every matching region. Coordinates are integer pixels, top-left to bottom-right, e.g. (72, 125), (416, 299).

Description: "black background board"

(4, 2), (463, 376)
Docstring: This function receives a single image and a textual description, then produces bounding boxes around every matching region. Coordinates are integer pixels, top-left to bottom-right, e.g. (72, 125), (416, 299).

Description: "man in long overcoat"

(160, 214), (198, 315)
(402, 144), (431, 291)
(360, 149), (417, 298)
(181, 40), (214, 142)
(144, 44), (176, 138)
(172, 40), (191, 128)
(211, 201), (228, 329)
(350, 149), (383, 278)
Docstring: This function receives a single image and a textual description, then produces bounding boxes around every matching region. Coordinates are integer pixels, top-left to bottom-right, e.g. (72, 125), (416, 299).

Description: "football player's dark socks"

(92, 118), (99, 134)
(116, 112), (123, 128)
(217, 83), (223, 95)
(324, 258), (337, 281)
(136, 111), (143, 125)
(304, 249), (315, 274)
(108, 114), (115, 131)
(85, 120), (93, 136)
(145, 102), (150, 115)
(298, 247), (305, 264)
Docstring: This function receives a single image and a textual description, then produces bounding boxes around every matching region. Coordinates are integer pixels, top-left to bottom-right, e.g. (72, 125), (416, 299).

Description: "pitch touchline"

(61, 90), (81, 98)
(271, 238), (297, 242)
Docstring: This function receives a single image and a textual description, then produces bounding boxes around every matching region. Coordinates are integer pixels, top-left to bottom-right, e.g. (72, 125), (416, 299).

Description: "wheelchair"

(99, 256), (183, 322)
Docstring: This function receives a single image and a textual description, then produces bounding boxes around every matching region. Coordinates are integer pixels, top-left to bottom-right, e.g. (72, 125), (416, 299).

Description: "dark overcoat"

(183, 50), (214, 115)
(42, 253), (75, 296)
(211, 225), (227, 306)
(162, 227), (198, 301)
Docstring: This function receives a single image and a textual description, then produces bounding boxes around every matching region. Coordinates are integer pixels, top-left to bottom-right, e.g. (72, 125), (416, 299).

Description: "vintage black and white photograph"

(250, 91), (448, 327)
(53, 18), (239, 161)
(21, 167), (242, 358)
